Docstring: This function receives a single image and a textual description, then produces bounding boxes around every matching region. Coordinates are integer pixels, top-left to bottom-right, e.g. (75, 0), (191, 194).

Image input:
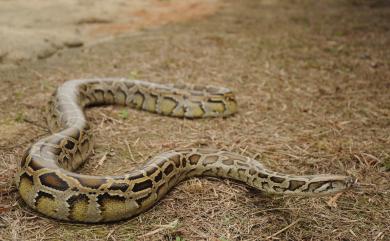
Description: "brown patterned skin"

(15, 79), (355, 223)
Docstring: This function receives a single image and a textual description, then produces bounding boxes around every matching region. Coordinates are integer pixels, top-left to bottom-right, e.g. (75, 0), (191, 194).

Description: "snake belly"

(15, 78), (355, 223)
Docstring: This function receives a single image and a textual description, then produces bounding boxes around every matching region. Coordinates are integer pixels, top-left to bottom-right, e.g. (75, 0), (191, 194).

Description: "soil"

(0, 0), (220, 66)
(0, 0), (389, 240)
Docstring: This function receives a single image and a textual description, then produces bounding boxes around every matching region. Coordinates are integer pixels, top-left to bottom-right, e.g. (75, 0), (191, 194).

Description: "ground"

(0, 0), (220, 66)
(0, 0), (389, 240)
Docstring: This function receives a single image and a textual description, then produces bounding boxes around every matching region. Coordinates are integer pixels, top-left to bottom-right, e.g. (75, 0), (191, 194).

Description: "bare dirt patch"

(0, 0), (221, 66)
(0, 0), (389, 240)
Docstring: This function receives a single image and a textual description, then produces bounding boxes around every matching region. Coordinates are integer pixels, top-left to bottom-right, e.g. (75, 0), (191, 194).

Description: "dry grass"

(0, 0), (389, 240)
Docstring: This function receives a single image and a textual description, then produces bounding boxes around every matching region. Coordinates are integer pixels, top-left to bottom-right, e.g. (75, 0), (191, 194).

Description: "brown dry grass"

(0, 0), (389, 240)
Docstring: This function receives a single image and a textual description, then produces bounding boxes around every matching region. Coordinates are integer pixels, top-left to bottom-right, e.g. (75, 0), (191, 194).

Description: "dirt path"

(0, 0), (389, 240)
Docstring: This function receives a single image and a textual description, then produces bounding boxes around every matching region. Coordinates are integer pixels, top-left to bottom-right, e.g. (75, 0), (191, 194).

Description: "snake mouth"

(346, 176), (358, 189)
(325, 175), (357, 193)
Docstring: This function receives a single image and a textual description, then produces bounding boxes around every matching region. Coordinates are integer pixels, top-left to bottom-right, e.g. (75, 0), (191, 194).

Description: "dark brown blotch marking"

(214, 167), (221, 175)
(96, 193), (125, 206)
(188, 154), (201, 165)
(127, 172), (144, 181)
(236, 161), (250, 167)
(29, 158), (45, 171)
(162, 96), (178, 110)
(326, 182), (336, 191)
(155, 159), (166, 169)
(270, 176), (285, 183)
(273, 186), (287, 192)
(91, 90), (105, 105)
(261, 181), (269, 190)
(73, 176), (107, 189)
(61, 155), (70, 164)
(104, 89), (115, 103)
(131, 90), (145, 109)
(154, 171), (163, 183)
(145, 166), (158, 176)
(83, 94), (94, 106)
(71, 187), (79, 192)
(132, 179), (153, 192)
(134, 90), (145, 98)
(114, 89), (127, 105)
(257, 172), (268, 179)
(117, 88), (128, 98)
(208, 98), (224, 103)
(181, 158), (187, 167)
(170, 155), (181, 168)
(135, 193), (152, 206)
(308, 181), (328, 191)
(163, 163), (174, 176)
(197, 103), (207, 116)
(288, 180), (306, 191)
(249, 168), (256, 176)
(35, 191), (55, 206)
(93, 89), (105, 99)
(174, 106), (186, 116)
(222, 159), (234, 166)
(237, 168), (246, 177)
(202, 169), (215, 176)
(39, 172), (69, 191)
(203, 155), (219, 165)
(227, 168), (232, 176)
(208, 99), (226, 112)
(19, 172), (33, 185)
(67, 193), (89, 207)
(64, 140), (76, 150)
(108, 182), (129, 192)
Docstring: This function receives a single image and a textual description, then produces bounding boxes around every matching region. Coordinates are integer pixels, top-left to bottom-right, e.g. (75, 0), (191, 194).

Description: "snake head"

(307, 175), (357, 194)
(331, 176), (356, 191)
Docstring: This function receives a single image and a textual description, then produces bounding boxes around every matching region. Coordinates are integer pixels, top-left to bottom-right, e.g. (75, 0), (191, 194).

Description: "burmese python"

(16, 78), (355, 223)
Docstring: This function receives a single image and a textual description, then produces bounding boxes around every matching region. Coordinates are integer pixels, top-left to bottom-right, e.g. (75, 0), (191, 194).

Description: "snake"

(15, 78), (355, 223)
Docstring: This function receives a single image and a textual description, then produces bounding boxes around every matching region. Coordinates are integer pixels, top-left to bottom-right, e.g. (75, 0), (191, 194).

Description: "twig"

(125, 140), (136, 163)
(326, 192), (343, 208)
(106, 228), (117, 241)
(94, 152), (108, 170)
(251, 207), (300, 215)
(137, 219), (178, 238)
(266, 219), (300, 239)
(374, 231), (384, 241)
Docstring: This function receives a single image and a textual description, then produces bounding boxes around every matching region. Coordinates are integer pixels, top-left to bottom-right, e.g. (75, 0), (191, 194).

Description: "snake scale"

(16, 78), (355, 223)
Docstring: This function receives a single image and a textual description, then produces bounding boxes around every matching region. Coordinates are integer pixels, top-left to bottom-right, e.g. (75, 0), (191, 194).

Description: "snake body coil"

(16, 79), (354, 223)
